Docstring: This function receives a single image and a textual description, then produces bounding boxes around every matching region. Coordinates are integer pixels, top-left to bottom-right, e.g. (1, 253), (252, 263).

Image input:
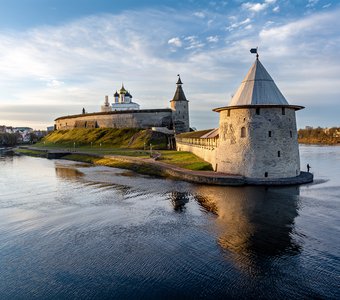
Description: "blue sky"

(0, 0), (339, 129)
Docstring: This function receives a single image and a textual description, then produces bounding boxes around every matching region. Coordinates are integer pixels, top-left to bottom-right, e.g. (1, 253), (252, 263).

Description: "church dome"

(120, 84), (127, 94)
(125, 91), (132, 98)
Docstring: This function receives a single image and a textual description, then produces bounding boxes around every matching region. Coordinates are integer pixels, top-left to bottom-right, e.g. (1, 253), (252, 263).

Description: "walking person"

(307, 163), (311, 172)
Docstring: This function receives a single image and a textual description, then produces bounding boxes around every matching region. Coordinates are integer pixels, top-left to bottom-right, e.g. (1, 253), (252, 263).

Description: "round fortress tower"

(213, 54), (304, 179)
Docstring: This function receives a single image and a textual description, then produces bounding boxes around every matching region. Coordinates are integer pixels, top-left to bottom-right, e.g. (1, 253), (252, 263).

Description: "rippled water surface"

(0, 145), (339, 299)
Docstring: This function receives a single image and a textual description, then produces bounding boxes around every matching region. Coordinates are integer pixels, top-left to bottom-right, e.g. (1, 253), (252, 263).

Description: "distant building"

(111, 84), (140, 111)
(100, 84), (140, 112)
(55, 78), (190, 134)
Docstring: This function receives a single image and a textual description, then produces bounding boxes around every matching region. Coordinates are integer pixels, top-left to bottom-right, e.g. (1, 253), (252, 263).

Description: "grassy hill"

(38, 128), (168, 149)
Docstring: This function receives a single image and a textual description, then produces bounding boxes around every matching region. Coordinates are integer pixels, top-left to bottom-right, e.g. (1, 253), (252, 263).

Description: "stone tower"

(170, 75), (190, 133)
(213, 55), (304, 179)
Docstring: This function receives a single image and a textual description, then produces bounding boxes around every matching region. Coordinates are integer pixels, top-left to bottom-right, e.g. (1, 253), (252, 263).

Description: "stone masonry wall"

(216, 107), (300, 178)
(176, 139), (217, 170)
(55, 110), (173, 130)
(170, 101), (190, 133)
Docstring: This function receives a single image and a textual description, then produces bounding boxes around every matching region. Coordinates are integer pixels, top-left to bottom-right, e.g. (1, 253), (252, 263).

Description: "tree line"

(298, 127), (340, 145)
(0, 132), (39, 146)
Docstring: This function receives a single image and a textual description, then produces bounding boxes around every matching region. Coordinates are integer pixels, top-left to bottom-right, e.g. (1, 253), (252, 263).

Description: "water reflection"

(169, 192), (190, 211)
(194, 186), (301, 259)
(0, 152), (14, 163)
(55, 167), (84, 180)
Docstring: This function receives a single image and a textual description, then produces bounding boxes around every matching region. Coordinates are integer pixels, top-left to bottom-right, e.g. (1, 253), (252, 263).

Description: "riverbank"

(15, 146), (313, 186)
(298, 127), (340, 145)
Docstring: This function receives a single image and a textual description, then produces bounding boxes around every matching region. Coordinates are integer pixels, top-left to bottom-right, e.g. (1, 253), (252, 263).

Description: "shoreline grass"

(17, 146), (213, 173)
(62, 154), (166, 177)
(17, 128), (213, 173)
(14, 148), (47, 157)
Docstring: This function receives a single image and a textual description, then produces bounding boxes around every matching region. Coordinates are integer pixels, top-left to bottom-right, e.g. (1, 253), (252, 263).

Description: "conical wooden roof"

(172, 76), (188, 102)
(229, 58), (289, 106)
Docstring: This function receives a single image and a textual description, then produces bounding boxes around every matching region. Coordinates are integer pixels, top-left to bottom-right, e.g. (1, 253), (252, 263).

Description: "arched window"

(241, 127), (246, 138)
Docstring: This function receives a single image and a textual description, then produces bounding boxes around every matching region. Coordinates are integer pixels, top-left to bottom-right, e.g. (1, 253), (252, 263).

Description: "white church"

(101, 84), (140, 112)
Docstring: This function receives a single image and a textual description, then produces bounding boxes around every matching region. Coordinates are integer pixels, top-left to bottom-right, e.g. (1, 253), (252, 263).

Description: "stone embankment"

(16, 146), (313, 186)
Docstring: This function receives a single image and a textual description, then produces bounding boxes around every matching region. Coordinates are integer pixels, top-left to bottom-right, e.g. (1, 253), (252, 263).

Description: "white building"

(101, 84), (140, 112)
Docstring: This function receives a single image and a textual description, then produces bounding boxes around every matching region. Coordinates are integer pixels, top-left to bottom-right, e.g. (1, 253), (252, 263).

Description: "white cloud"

(307, 0), (319, 8)
(207, 35), (219, 43)
(243, 3), (267, 12)
(273, 6), (280, 12)
(0, 7), (339, 130)
(226, 18), (251, 31)
(45, 79), (65, 88)
(259, 9), (339, 43)
(184, 36), (205, 50)
(193, 11), (205, 18)
(168, 37), (182, 47)
(242, 0), (276, 13)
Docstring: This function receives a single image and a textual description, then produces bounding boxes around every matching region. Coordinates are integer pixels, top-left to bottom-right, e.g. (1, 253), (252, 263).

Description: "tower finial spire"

(176, 74), (183, 85)
(250, 47), (259, 60)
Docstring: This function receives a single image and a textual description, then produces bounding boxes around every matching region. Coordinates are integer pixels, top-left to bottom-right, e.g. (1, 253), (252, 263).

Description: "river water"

(0, 145), (339, 299)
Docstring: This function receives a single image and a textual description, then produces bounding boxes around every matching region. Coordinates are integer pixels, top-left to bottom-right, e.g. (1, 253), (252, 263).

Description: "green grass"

(59, 147), (150, 157)
(158, 150), (213, 171)
(27, 129), (213, 172)
(36, 128), (168, 149)
(63, 154), (165, 177)
(63, 150), (213, 172)
(15, 148), (47, 157)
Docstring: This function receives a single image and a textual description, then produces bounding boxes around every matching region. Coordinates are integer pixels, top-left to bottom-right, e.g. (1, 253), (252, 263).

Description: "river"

(0, 145), (339, 299)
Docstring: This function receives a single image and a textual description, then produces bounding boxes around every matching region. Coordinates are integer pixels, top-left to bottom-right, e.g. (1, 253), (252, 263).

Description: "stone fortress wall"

(55, 76), (190, 133)
(55, 109), (173, 130)
(176, 135), (217, 170)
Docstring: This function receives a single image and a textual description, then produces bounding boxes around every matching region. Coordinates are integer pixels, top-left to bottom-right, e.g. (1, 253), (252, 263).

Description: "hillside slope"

(41, 128), (168, 149)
